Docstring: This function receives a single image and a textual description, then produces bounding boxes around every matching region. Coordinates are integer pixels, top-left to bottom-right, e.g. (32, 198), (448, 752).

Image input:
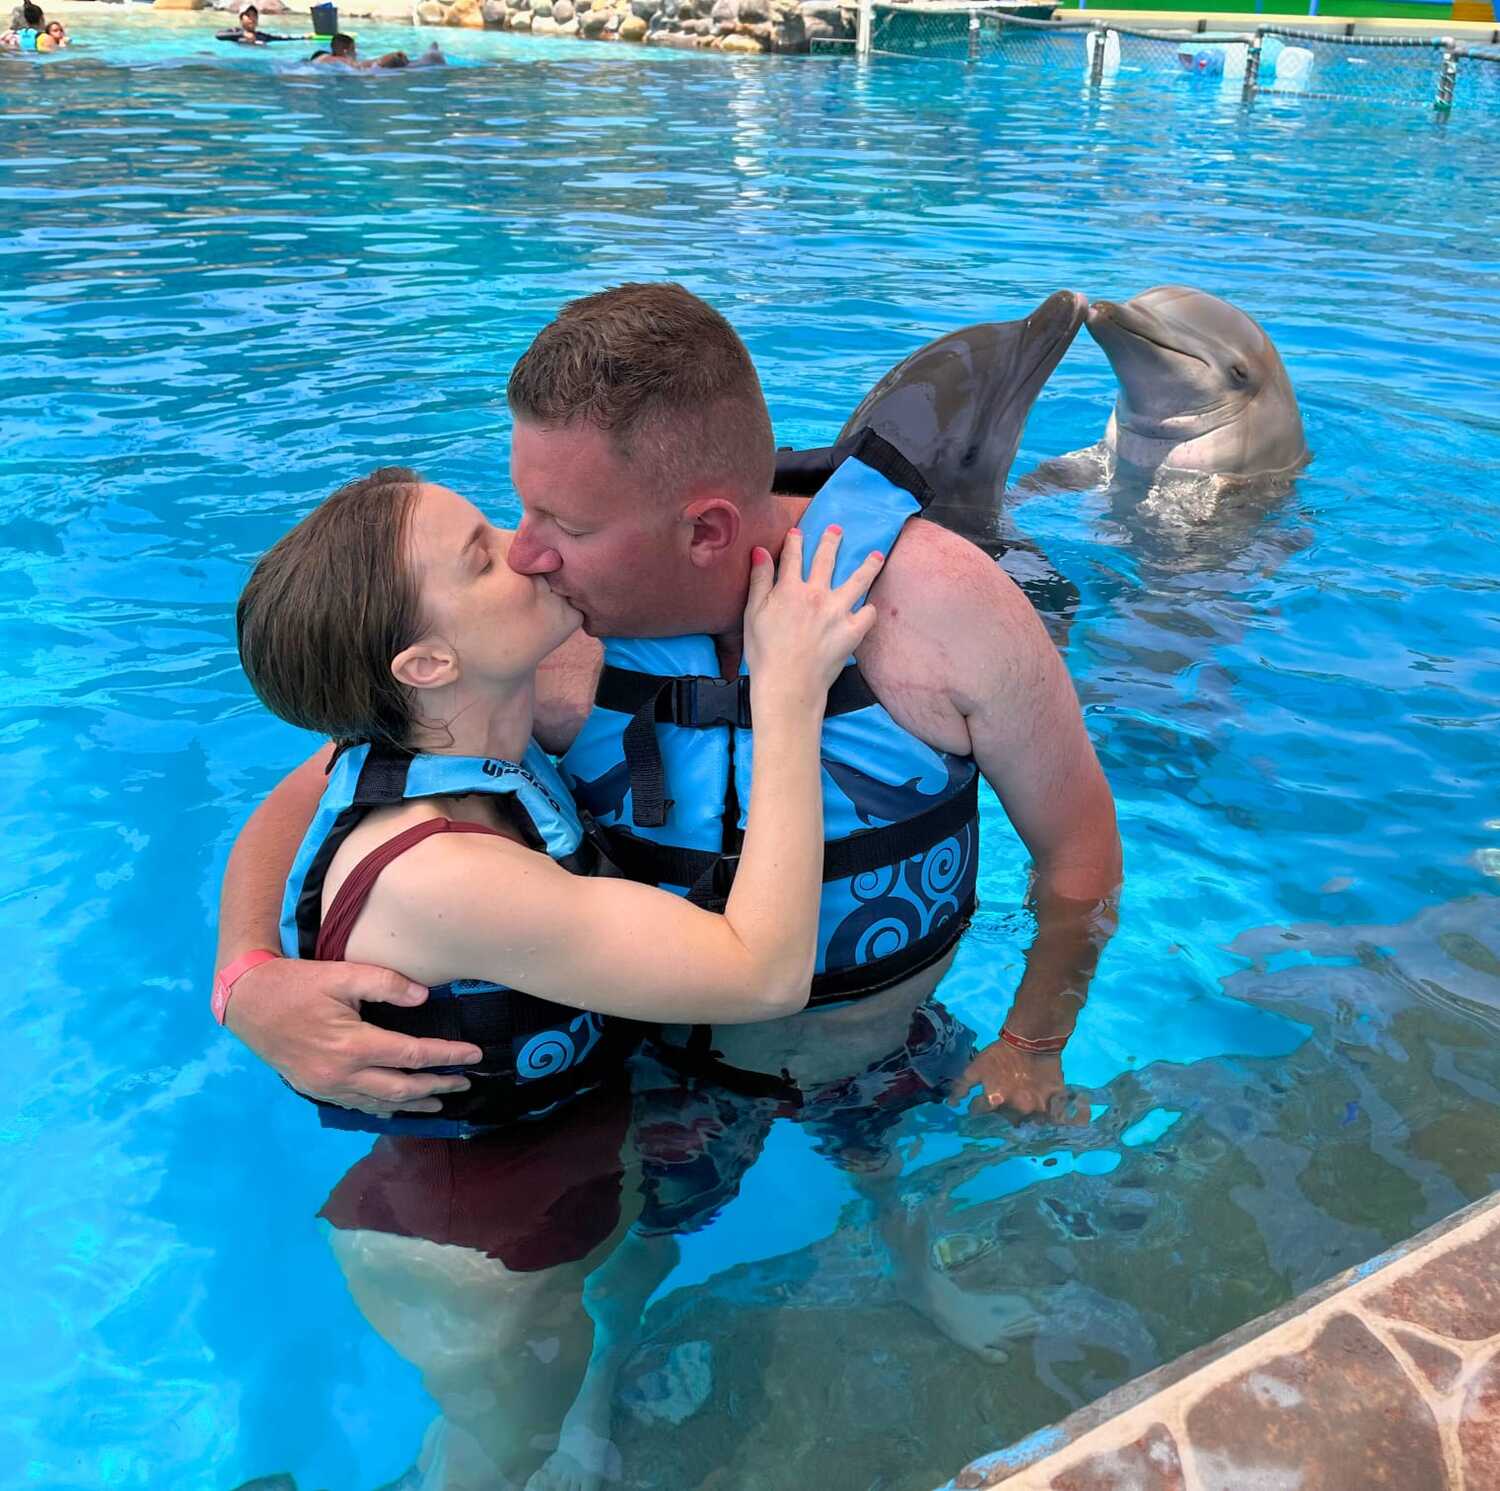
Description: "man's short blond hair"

(506, 283), (776, 504)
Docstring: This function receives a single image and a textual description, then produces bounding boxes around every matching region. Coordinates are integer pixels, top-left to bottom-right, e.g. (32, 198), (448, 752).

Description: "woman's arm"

(357, 530), (883, 1024)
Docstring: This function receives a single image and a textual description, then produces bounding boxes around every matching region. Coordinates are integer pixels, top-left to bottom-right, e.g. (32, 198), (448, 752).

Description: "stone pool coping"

(943, 1188), (1500, 1489)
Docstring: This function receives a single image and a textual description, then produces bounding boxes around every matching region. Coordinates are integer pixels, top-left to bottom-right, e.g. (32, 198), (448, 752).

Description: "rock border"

(418, 0), (855, 55)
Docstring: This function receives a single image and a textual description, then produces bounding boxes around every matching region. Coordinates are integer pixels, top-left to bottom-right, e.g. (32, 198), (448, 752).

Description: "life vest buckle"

(672, 675), (751, 730)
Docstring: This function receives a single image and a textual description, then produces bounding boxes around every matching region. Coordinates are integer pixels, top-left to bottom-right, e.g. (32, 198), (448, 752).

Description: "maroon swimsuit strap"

(316, 818), (509, 963)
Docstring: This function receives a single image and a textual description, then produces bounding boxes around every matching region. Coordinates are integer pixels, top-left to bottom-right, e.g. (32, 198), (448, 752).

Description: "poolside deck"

(947, 1190), (1500, 1490)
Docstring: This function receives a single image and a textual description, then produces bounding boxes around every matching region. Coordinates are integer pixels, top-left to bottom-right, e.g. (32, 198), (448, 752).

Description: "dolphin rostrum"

(1086, 285), (1309, 486)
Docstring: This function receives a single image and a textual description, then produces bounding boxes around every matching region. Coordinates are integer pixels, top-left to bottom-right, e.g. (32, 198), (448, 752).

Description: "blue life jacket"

(281, 740), (640, 1139)
(561, 429), (980, 1015)
(17, 25), (38, 46)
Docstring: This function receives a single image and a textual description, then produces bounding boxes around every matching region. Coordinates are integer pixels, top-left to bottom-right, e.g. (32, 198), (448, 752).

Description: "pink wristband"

(212, 948), (280, 1026)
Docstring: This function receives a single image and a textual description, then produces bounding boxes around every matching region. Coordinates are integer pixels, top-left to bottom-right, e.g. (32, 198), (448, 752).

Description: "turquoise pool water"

(4, 13), (1500, 1490)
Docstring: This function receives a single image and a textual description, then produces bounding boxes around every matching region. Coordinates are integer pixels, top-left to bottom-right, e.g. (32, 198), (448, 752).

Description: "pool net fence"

(841, 4), (1500, 112)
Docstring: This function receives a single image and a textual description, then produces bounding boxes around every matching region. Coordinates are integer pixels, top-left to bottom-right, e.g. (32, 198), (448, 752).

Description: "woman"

(236, 466), (881, 1136)
(236, 467), (877, 1490)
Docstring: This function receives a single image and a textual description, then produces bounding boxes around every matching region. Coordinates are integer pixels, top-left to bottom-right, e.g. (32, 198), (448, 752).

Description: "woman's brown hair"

(237, 467), (427, 748)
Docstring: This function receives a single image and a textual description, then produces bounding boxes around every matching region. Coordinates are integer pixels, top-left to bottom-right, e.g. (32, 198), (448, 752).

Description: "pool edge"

(941, 1187), (1500, 1488)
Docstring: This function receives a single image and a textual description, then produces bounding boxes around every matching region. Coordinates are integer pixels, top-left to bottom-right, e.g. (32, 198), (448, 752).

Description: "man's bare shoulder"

(860, 517), (1063, 747)
(876, 517), (1044, 640)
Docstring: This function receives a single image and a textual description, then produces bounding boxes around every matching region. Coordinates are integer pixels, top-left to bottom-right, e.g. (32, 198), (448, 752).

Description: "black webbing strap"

(654, 1023), (803, 1100)
(293, 744), (418, 959)
(601, 773), (979, 905)
(351, 744), (414, 806)
(364, 984), (520, 1064)
(621, 691), (674, 829)
(613, 664), (877, 830)
(840, 426), (937, 512)
(772, 428), (936, 510)
(773, 442), (848, 498)
(598, 662), (876, 727)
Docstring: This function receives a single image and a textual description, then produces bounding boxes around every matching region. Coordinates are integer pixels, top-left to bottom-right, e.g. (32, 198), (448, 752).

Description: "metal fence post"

(968, 8), (980, 63)
(1242, 31), (1262, 103)
(1089, 23), (1108, 85)
(856, 0), (873, 57)
(1435, 40), (1459, 111)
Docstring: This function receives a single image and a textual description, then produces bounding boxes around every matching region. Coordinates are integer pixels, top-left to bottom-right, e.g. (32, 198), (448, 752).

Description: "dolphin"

(772, 291), (1088, 627)
(841, 289), (1089, 534)
(775, 289), (1088, 540)
(1085, 285), (1309, 487)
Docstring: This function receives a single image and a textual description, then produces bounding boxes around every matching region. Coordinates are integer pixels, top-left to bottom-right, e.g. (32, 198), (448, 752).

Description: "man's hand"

(225, 958), (483, 1116)
(950, 1039), (1086, 1124)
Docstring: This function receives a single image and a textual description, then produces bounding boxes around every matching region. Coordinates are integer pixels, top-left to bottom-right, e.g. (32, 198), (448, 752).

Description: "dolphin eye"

(1229, 363), (1250, 383)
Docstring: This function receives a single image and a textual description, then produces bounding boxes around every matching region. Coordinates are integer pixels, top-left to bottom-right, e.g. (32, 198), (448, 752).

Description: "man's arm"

(215, 747), (330, 973)
(215, 747), (482, 1115)
(865, 521), (1122, 1116)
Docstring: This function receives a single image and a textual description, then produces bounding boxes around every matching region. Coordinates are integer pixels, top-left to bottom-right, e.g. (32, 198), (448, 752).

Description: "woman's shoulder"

(321, 802), (519, 907)
(325, 803), (564, 984)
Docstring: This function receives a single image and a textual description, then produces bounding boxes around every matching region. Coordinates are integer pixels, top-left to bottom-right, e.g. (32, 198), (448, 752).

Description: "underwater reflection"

(320, 1083), (639, 1491)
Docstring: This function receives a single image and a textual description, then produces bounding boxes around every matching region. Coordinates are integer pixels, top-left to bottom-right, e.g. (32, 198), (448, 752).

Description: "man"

(215, 283), (1120, 1130)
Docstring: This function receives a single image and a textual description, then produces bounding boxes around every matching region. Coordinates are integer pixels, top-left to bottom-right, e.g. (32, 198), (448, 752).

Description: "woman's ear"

(391, 639), (459, 692)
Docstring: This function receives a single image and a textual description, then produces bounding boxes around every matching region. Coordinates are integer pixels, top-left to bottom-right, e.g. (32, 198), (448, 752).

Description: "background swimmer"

(216, 5), (299, 44)
(1, 2), (45, 49)
(310, 31), (444, 67)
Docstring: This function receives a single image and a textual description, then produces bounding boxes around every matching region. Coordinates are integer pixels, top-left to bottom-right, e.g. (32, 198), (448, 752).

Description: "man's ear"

(682, 496), (742, 570)
(391, 639), (459, 692)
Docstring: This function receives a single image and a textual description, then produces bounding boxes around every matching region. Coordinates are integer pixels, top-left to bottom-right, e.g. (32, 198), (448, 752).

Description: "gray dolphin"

(773, 290), (1087, 627)
(1087, 285), (1308, 485)
(836, 289), (1089, 528)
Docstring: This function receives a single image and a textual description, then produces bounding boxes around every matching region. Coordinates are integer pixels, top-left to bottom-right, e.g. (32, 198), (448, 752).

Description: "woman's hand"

(743, 526), (884, 709)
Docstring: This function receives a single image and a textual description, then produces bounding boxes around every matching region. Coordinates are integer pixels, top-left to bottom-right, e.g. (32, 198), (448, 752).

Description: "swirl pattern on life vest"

(514, 1011), (608, 1082)
(824, 818), (978, 969)
(516, 1031), (575, 1079)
